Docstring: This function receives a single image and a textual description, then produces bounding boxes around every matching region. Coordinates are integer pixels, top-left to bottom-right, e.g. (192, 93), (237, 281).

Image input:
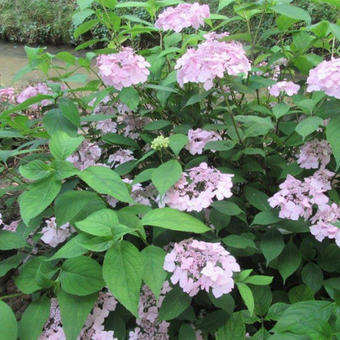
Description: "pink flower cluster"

(39, 290), (117, 340)
(128, 283), (171, 340)
(97, 48), (150, 90)
(164, 239), (240, 298)
(297, 139), (332, 169)
(17, 83), (53, 109)
(0, 87), (16, 104)
(268, 81), (300, 97)
(0, 213), (20, 232)
(40, 217), (73, 248)
(307, 58), (340, 99)
(175, 33), (251, 90)
(164, 162), (233, 212)
(108, 149), (135, 168)
(186, 128), (222, 155)
(155, 3), (210, 33)
(310, 203), (340, 247)
(67, 140), (102, 170)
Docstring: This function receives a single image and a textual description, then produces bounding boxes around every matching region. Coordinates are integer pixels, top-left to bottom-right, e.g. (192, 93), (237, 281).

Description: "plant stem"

(0, 292), (24, 300)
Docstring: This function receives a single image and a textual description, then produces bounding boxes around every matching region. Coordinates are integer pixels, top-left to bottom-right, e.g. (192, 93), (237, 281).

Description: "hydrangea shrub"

(0, 0), (340, 339)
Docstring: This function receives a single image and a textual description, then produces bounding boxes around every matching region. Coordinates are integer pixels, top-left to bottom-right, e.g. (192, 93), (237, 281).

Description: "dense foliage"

(1, 0), (340, 339)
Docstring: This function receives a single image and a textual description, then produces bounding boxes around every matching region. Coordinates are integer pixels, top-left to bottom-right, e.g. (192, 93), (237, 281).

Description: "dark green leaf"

(0, 301), (17, 340)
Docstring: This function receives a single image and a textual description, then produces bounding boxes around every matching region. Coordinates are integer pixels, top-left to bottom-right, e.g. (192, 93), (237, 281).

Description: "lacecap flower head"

(164, 239), (240, 298)
(97, 47), (150, 90)
(155, 3), (210, 33)
(151, 136), (170, 151)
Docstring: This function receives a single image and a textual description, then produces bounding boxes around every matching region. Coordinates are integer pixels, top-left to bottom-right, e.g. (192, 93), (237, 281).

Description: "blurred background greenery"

(0, 0), (338, 46)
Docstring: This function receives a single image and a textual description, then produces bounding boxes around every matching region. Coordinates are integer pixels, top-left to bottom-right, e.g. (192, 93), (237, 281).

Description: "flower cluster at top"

(269, 81), (300, 97)
(307, 58), (340, 99)
(155, 2), (210, 33)
(128, 283), (171, 340)
(164, 162), (234, 212)
(164, 239), (240, 298)
(269, 139), (339, 247)
(175, 32), (251, 90)
(39, 290), (117, 340)
(96, 47), (150, 90)
(186, 128), (222, 155)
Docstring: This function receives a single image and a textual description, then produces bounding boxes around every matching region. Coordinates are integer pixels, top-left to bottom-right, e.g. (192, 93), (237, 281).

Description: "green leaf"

(52, 160), (79, 180)
(288, 284), (314, 304)
(60, 256), (104, 296)
(57, 290), (97, 340)
(55, 190), (106, 226)
(236, 282), (254, 315)
(44, 108), (78, 136)
(0, 255), (22, 277)
(329, 23), (340, 42)
(204, 140), (236, 152)
(218, 0), (234, 12)
(49, 131), (84, 160)
(272, 103), (290, 120)
(19, 160), (51, 181)
(103, 241), (143, 317)
(0, 231), (26, 250)
(102, 133), (139, 148)
(260, 230), (284, 265)
(235, 116), (274, 137)
(244, 186), (270, 211)
(272, 301), (333, 335)
(277, 241), (301, 282)
(119, 87), (140, 111)
(253, 285), (272, 317)
(252, 211), (280, 225)
(216, 311), (245, 340)
(141, 246), (167, 298)
(74, 19), (98, 39)
(211, 201), (243, 216)
(152, 160), (182, 196)
(144, 120), (171, 131)
(169, 134), (188, 155)
(301, 263), (323, 293)
(0, 301), (17, 340)
(48, 234), (87, 261)
(158, 285), (191, 321)
(222, 234), (257, 249)
(271, 4), (311, 23)
(58, 98), (80, 127)
(55, 51), (76, 64)
(295, 116), (323, 140)
(244, 275), (273, 285)
(18, 295), (50, 340)
(141, 208), (210, 233)
(326, 116), (340, 170)
(179, 324), (196, 340)
(76, 234), (113, 252)
(76, 209), (131, 239)
(79, 166), (133, 203)
(18, 176), (61, 226)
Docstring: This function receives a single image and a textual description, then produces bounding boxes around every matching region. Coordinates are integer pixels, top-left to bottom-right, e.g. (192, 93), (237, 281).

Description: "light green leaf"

(218, 0), (234, 12)
(79, 166), (133, 203)
(60, 256), (104, 296)
(216, 312), (245, 340)
(57, 290), (97, 340)
(18, 295), (50, 340)
(0, 231), (26, 250)
(169, 134), (188, 156)
(272, 4), (311, 23)
(103, 241), (143, 317)
(141, 246), (167, 298)
(19, 160), (51, 181)
(272, 103), (290, 120)
(326, 116), (340, 170)
(102, 133), (139, 148)
(0, 301), (17, 340)
(18, 176), (61, 226)
(295, 116), (323, 140)
(141, 208), (210, 233)
(119, 87), (140, 111)
(152, 160), (182, 196)
(236, 282), (254, 315)
(244, 275), (273, 285)
(49, 131), (84, 160)
(0, 255), (22, 277)
(277, 241), (301, 282)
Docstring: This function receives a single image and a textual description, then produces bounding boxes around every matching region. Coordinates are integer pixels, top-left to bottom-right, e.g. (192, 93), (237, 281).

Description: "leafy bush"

(0, 0), (340, 339)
